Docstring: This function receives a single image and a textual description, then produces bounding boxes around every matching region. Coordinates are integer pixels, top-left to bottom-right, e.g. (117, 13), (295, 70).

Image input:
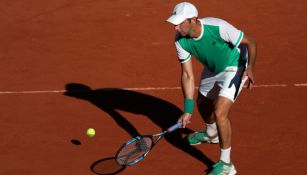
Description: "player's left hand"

(243, 66), (254, 89)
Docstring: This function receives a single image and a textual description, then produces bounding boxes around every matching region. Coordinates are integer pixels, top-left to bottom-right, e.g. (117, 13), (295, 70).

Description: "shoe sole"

(189, 139), (219, 145)
(206, 163), (237, 175)
(206, 169), (237, 175)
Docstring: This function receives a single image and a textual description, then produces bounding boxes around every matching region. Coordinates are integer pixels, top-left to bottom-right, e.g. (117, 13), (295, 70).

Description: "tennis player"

(166, 2), (257, 175)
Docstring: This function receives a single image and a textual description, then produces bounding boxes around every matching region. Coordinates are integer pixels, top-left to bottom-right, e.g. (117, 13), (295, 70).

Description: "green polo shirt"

(175, 17), (244, 73)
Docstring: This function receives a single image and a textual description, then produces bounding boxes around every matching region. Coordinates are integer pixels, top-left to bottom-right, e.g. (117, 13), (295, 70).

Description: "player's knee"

(213, 109), (228, 122)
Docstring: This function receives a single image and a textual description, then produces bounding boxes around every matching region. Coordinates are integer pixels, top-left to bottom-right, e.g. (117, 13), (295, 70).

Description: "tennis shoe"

(207, 160), (237, 175)
(187, 130), (219, 145)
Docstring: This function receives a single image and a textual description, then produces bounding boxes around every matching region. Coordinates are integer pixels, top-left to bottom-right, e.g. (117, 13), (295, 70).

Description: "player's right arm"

(175, 40), (195, 128)
(179, 59), (194, 128)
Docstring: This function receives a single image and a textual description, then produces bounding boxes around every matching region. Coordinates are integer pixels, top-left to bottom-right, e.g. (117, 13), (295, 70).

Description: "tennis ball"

(86, 128), (95, 137)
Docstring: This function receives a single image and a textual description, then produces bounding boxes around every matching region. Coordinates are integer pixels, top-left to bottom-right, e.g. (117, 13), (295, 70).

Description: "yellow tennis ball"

(86, 128), (95, 137)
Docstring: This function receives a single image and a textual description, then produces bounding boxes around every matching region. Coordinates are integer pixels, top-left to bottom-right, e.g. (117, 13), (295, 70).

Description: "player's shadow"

(64, 83), (214, 173)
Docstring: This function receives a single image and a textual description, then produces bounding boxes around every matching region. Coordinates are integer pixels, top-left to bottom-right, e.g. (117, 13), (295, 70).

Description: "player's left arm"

(240, 34), (257, 89)
(219, 19), (257, 89)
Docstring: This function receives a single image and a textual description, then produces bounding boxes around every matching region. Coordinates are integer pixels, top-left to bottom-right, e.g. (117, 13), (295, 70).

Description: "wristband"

(183, 98), (194, 114)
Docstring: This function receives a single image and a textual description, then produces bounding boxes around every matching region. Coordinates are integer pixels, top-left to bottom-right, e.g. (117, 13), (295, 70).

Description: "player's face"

(174, 19), (193, 36)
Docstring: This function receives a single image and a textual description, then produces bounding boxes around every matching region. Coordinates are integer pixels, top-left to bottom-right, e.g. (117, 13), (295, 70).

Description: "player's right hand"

(178, 113), (192, 128)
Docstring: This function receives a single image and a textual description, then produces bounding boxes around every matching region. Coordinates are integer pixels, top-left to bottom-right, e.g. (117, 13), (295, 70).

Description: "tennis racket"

(115, 122), (182, 166)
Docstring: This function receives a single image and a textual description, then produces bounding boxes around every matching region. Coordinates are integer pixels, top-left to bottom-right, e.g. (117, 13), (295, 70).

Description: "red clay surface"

(1, 0), (306, 174)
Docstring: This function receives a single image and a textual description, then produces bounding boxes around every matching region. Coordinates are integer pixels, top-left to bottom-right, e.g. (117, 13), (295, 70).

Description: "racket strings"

(116, 137), (152, 165)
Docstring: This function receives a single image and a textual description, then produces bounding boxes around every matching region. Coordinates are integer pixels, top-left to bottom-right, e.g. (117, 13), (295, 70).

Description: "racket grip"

(167, 122), (183, 133)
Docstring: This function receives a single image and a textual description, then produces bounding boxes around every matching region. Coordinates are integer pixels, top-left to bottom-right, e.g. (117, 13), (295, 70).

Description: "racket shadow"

(64, 83), (214, 172)
(90, 157), (126, 175)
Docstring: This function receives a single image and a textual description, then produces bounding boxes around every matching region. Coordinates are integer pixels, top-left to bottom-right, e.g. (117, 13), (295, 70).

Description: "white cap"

(166, 2), (198, 25)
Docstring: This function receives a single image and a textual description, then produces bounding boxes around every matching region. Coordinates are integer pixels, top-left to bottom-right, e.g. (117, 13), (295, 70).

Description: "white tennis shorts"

(198, 45), (248, 102)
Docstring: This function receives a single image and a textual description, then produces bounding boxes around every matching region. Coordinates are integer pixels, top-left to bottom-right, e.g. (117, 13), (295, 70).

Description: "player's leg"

(207, 89), (238, 175)
(207, 95), (238, 175)
(187, 93), (220, 145)
(208, 67), (247, 175)
(214, 96), (233, 155)
(187, 68), (220, 145)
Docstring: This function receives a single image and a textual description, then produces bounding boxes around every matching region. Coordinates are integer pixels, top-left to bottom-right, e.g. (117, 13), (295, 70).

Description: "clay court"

(1, 0), (306, 174)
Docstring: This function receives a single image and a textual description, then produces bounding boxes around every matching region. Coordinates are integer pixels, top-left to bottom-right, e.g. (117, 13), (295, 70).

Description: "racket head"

(115, 136), (153, 166)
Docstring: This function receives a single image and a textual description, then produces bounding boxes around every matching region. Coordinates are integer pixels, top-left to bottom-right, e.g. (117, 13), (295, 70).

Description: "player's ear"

(191, 17), (197, 23)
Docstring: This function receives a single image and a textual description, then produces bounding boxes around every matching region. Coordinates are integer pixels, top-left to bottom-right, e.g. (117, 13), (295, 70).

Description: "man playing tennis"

(166, 2), (257, 175)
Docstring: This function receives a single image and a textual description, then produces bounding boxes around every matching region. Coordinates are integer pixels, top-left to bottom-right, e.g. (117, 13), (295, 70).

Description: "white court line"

(0, 90), (66, 94)
(125, 87), (182, 91)
(243, 84), (288, 88)
(294, 83), (307, 87)
(0, 83), (304, 95)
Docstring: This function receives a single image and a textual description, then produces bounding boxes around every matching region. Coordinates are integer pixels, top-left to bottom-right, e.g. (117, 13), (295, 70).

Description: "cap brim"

(166, 15), (186, 25)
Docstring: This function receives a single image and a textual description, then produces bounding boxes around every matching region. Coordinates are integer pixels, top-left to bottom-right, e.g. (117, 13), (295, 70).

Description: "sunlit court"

(1, 0), (306, 174)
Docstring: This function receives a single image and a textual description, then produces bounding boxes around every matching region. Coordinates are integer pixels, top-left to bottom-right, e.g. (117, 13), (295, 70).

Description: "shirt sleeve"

(219, 20), (244, 47)
(175, 41), (191, 63)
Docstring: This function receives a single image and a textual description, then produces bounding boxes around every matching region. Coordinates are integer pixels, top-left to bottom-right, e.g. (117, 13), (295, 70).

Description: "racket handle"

(167, 122), (183, 133)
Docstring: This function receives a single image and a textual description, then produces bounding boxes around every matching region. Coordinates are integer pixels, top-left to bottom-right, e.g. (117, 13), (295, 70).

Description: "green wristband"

(184, 98), (194, 114)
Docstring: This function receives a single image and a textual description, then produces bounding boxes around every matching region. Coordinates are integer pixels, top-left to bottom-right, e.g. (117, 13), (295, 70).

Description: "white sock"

(205, 122), (218, 137)
(220, 147), (231, 163)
